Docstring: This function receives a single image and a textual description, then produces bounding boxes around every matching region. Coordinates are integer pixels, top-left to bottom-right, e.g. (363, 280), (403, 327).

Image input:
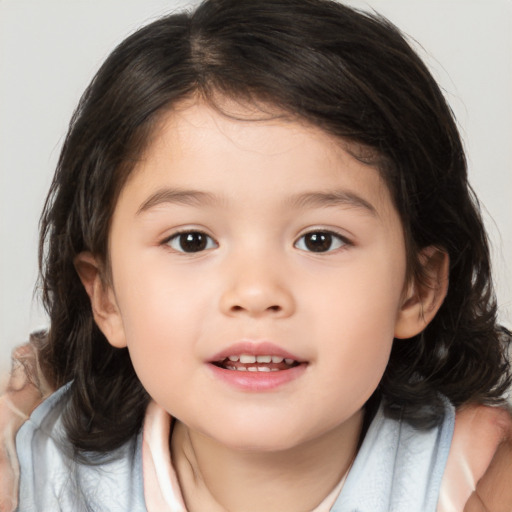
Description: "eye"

(165, 231), (218, 253)
(294, 231), (348, 253)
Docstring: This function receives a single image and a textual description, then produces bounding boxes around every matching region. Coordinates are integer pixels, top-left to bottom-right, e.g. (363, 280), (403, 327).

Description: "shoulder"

(16, 384), (147, 512)
(334, 398), (455, 512)
(16, 384), (77, 509)
(438, 403), (512, 512)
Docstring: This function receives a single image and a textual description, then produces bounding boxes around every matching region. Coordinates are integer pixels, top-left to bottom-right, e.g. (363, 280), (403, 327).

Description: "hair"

(37, 0), (510, 454)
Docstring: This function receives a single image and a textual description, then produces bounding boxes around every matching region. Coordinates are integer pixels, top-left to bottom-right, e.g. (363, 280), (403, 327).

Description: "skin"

(0, 100), (512, 512)
(77, 99), (448, 511)
(439, 404), (512, 512)
(76, 99), (447, 512)
(3, 351), (511, 512)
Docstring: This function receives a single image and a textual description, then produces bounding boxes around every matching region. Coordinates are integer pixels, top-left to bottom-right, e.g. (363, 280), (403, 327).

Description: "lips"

(214, 354), (299, 372)
(210, 341), (305, 370)
(207, 341), (307, 391)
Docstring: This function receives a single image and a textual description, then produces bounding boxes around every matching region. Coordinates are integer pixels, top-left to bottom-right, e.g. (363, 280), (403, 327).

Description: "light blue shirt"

(16, 384), (146, 512)
(332, 399), (454, 511)
(16, 384), (454, 511)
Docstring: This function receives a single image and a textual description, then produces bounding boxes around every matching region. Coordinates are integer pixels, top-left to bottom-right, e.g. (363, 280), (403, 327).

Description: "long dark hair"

(38, 0), (510, 453)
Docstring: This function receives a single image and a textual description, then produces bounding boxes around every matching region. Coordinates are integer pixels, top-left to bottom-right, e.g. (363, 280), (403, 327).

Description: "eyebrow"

(288, 190), (378, 216)
(136, 187), (377, 216)
(136, 188), (218, 214)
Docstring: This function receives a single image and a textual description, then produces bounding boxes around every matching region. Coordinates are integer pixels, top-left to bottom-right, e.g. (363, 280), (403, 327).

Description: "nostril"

(229, 304), (282, 314)
(221, 283), (294, 317)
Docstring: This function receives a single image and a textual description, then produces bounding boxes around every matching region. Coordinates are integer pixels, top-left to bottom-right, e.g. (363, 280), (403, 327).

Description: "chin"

(205, 420), (314, 453)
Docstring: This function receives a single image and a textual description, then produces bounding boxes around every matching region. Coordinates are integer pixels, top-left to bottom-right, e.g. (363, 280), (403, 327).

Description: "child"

(2, 0), (512, 510)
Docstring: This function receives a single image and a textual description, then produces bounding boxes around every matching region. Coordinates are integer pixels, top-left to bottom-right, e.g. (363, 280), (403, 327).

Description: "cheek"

(305, 257), (404, 394)
(111, 258), (207, 375)
(305, 252), (404, 334)
(115, 250), (212, 327)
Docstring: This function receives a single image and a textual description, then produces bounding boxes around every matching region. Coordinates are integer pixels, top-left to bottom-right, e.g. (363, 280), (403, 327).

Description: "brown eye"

(167, 231), (217, 253)
(295, 231), (346, 253)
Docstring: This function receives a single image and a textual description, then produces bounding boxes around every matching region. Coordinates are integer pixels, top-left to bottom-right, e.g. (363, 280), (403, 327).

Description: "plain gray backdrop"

(1, 0), (511, 376)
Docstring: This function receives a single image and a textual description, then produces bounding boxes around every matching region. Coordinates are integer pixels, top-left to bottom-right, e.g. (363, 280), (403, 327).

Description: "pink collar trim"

(142, 401), (186, 512)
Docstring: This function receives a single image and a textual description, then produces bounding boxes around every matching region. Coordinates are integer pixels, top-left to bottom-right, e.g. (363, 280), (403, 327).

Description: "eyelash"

(162, 229), (351, 254)
(294, 230), (351, 253)
(163, 230), (218, 253)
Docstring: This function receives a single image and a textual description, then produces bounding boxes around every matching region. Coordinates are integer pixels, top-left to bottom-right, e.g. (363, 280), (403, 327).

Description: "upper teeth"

(227, 354), (293, 364)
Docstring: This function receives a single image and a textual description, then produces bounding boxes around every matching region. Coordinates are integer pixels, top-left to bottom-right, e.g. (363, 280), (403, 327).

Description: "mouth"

(212, 354), (301, 372)
(207, 342), (308, 391)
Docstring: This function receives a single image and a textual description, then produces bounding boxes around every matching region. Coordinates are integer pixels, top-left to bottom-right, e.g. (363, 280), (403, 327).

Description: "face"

(104, 100), (411, 452)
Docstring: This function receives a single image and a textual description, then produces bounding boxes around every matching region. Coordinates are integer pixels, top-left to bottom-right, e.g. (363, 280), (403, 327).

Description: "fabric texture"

(15, 384), (146, 512)
(16, 384), (455, 511)
(331, 400), (455, 512)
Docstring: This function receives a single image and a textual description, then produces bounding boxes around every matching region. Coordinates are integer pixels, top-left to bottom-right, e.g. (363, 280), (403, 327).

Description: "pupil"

(305, 232), (332, 252)
(180, 233), (207, 252)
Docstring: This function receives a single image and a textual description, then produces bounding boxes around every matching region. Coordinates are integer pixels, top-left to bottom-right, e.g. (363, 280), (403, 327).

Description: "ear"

(394, 246), (449, 339)
(74, 252), (127, 348)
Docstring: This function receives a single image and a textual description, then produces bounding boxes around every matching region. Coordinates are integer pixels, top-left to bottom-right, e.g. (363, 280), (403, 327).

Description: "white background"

(1, 0), (511, 375)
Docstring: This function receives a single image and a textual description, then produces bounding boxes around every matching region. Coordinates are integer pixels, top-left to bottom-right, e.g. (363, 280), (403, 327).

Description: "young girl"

(1, 0), (511, 510)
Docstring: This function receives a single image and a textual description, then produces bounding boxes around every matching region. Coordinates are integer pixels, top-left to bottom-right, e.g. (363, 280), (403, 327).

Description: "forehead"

(118, 99), (398, 223)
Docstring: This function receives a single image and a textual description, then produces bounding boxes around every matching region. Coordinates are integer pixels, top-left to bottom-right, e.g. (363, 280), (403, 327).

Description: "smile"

(214, 354), (299, 372)
(208, 342), (307, 391)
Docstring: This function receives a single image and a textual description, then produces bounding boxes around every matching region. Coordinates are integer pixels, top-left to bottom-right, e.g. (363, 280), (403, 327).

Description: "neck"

(171, 411), (363, 512)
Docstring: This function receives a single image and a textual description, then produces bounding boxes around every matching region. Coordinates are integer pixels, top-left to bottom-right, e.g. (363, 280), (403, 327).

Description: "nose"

(219, 255), (295, 319)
